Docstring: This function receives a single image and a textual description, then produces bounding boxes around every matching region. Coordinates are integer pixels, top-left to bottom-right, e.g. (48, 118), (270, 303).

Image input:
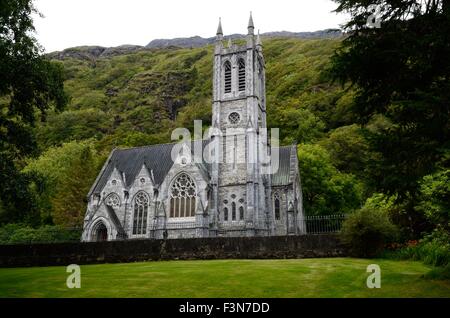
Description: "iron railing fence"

(0, 215), (347, 245)
(302, 214), (347, 235)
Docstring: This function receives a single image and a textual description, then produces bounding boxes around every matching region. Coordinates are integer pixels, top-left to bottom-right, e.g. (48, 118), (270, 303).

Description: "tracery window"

(274, 192), (281, 220)
(228, 112), (240, 124)
(105, 193), (120, 207)
(133, 191), (149, 235)
(238, 58), (246, 91)
(169, 173), (196, 218)
(224, 61), (232, 93)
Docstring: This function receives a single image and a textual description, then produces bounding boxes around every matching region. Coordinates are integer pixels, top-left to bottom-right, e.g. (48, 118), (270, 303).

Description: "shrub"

(340, 207), (398, 257)
(0, 224), (82, 244)
(396, 228), (450, 267)
(0, 223), (25, 244)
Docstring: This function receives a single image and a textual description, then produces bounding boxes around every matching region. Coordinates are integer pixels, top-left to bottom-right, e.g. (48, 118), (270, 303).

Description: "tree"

(321, 124), (375, 179)
(416, 169), (450, 230)
(24, 140), (103, 227)
(0, 0), (68, 225)
(330, 0), (450, 200)
(298, 144), (363, 215)
(51, 145), (101, 227)
(275, 107), (325, 144)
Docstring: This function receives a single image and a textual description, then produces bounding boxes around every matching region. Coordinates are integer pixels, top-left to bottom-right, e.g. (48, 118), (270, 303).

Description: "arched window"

(231, 202), (236, 221)
(170, 173), (196, 218)
(239, 206), (244, 221)
(224, 207), (229, 221)
(274, 193), (281, 220)
(238, 58), (246, 91)
(133, 192), (149, 235)
(105, 193), (120, 207)
(224, 61), (232, 93)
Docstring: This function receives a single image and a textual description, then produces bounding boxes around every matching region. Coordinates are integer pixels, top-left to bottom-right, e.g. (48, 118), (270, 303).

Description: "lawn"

(0, 258), (449, 298)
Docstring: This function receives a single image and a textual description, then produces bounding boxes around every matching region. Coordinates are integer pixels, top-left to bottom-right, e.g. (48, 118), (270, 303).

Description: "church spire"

(216, 17), (223, 40)
(247, 12), (254, 35)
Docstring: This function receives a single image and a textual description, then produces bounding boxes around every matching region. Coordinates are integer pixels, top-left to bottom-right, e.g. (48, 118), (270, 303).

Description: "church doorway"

(93, 222), (108, 242)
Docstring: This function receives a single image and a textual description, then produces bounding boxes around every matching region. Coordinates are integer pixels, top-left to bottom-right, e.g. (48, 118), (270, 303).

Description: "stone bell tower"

(209, 13), (271, 235)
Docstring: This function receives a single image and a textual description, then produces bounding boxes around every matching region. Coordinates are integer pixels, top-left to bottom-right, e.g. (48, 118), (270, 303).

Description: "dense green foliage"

(383, 227), (450, 278)
(330, 0), (450, 236)
(330, 0), (450, 266)
(416, 169), (450, 230)
(1, 259), (449, 297)
(0, 223), (81, 244)
(341, 206), (398, 257)
(0, 0), (67, 226)
(298, 144), (362, 215)
(398, 229), (450, 267)
(23, 140), (104, 227)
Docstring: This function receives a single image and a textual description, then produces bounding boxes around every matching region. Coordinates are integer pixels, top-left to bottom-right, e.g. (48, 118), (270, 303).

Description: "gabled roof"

(89, 140), (297, 196)
(89, 140), (209, 196)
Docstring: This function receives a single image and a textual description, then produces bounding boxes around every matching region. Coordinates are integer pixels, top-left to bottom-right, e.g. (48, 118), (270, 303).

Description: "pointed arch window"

(231, 202), (236, 221)
(238, 58), (246, 92)
(274, 192), (281, 220)
(170, 173), (196, 218)
(224, 207), (229, 221)
(224, 61), (232, 93)
(239, 206), (244, 221)
(133, 192), (149, 235)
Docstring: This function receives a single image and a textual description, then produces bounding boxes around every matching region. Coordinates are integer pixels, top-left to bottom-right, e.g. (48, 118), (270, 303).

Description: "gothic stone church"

(82, 15), (306, 242)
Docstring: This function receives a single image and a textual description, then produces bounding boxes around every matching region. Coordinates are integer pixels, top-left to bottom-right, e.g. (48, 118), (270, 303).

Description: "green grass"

(0, 258), (449, 298)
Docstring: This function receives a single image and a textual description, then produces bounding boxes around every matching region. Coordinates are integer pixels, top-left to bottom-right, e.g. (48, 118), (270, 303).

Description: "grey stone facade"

(82, 15), (305, 242)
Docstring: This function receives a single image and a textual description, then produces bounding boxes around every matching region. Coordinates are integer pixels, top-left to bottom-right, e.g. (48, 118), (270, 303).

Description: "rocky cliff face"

(47, 45), (147, 60)
(47, 29), (343, 58)
(146, 29), (343, 49)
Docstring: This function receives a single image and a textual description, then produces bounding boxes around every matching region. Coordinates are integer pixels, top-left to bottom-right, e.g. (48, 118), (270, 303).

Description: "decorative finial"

(216, 17), (223, 36)
(228, 37), (232, 48)
(256, 29), (262, 47)
(248, 11), (254, 35)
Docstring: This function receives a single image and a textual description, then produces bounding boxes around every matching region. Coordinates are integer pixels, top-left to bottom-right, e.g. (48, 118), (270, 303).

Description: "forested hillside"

(41, 38), (351, 150)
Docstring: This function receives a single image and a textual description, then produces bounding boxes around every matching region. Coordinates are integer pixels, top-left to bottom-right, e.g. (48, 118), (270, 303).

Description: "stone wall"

(0, 234), (347, 268)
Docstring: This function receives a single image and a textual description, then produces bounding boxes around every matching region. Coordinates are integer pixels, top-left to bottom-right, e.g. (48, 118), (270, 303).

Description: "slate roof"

(89, 141), (296, 196)
(271, 145), (295, 186)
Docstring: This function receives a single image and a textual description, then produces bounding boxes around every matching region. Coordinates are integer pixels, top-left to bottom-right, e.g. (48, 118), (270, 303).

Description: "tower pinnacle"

(247, 12), (254, 35)
(216, 17), (223, 39)
(256, 30), (262, 48)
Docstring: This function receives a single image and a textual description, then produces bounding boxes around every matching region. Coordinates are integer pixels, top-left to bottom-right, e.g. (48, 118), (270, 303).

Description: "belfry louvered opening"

(238, 58), (246, 91)
(224, 61), (232, 93)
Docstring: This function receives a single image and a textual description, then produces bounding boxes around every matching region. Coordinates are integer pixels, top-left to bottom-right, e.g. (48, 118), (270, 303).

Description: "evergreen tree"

(330, 0), (450, 199)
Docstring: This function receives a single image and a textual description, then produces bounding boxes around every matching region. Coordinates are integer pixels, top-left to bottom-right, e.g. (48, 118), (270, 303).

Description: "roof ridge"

(114, 139), (208, 151)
